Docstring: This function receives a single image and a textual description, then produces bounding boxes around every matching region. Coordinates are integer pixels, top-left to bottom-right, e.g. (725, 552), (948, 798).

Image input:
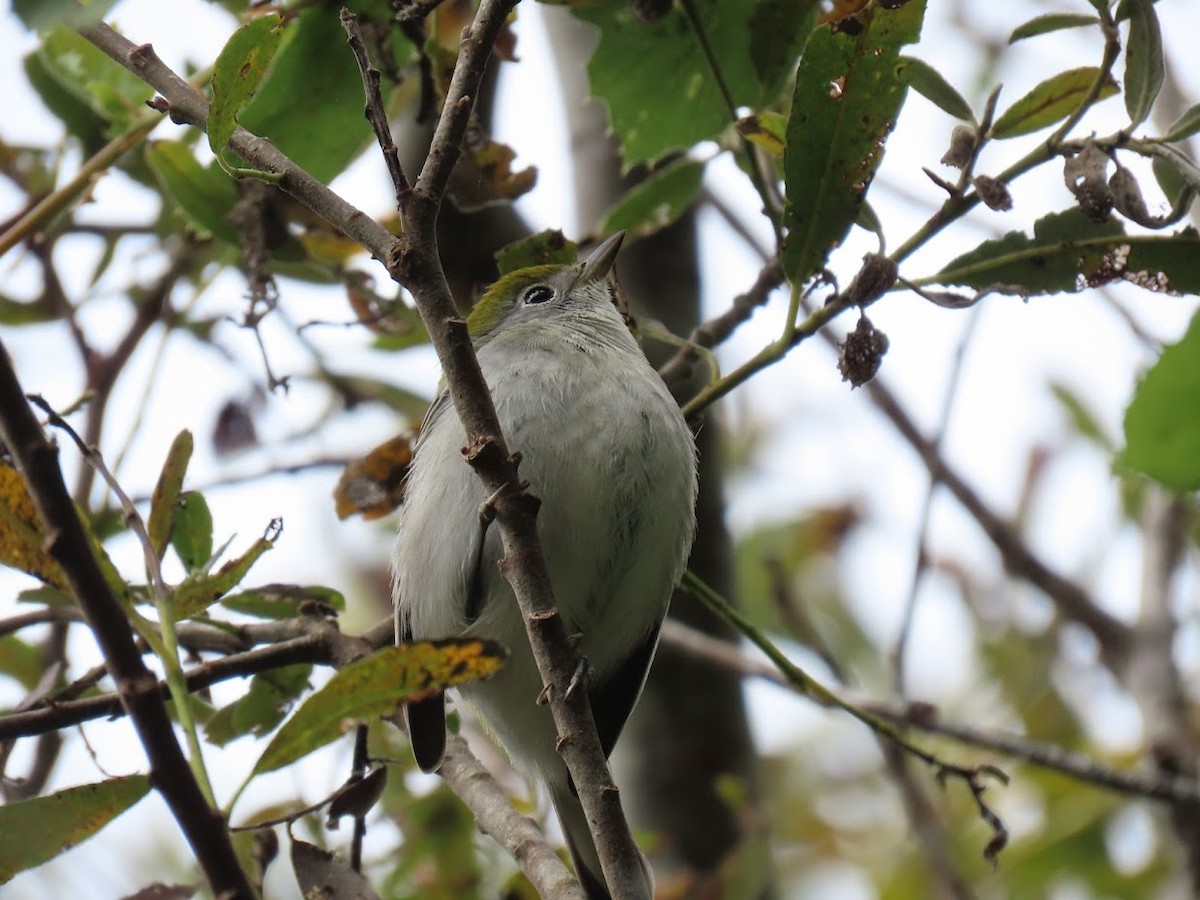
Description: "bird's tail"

(549, 783), (654, 900)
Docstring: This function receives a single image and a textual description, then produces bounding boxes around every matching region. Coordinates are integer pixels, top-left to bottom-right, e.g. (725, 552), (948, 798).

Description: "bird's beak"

(577, 232), (625, 285)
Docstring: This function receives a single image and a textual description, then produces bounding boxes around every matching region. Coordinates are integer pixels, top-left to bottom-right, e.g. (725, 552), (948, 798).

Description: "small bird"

(393, 233), (697, 899)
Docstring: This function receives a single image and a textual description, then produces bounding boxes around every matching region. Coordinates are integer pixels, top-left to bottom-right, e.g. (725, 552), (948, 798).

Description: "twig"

(393, 0), (450, 25)
(75, 22), (396, 259)
(677, 0), (782, 243)
(850, 367), (1133, 671)
(892, 306), (983, 692)
(0, 615), (388, 741)
(658, 258), (785, 388)
(76, 244), (196, 502)
(341, 10), (409, 204)
(659, 619), (1200, 806)
(438, 733), (587, 900)
(0, 340), (256, 899)
(0, 116), (161, 258)
(680, 570), (1011, 858)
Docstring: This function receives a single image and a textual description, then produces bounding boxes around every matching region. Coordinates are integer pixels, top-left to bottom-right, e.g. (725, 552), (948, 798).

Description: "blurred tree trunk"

(545, 10), (769, 895)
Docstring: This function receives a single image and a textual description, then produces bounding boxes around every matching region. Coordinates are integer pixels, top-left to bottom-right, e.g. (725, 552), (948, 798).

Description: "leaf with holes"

(929, 209), (1200, 295)
(0, 463), (66, 589)
(783, 0), (926, 282)
(174, 521), (276, 618)
(238, 7), (380, 183)
(575, 0), (779, 167)
(170, 491), (213, 574)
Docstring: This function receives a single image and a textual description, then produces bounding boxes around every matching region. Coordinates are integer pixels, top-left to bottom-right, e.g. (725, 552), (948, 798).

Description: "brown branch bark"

(438, 733), (587, 900)
(0, 617), (389, 742)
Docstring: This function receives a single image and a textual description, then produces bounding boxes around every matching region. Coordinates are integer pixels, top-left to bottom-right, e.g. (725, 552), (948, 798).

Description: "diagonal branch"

(856, 371), (1133, 670)
(0, 343), (256, 900)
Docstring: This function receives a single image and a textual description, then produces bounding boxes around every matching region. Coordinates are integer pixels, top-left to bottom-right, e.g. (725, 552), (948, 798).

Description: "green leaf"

(1152, 156), (1186, 204)
(145, 141), (241, 243)
(931, 209), (1200, 294)
(782, 0), (926, 282)
(12, 0), (116, 31)
(221, 584), (347, 619)
(1120, 312), (1200, 492)
(205, 663), (312, 746)
(208, 14), (284, 164)
(0, 635), (43, 690)
(1162, 102), (1200, 143)
(170, 491), (214, 575)
(0, 775), (150, 882)
(148, 431), (194, 561)
(991, 67), (1118, 139)
(23, 51), (107, 156)
(238, 6), (375, 183)
(174, 524), (276, 619)
(598, 159), (706, 239)
(899, 56), (974, 122)
(575, 0), (778, 167)
(494, 230), (578, 275)
(1150, 144), (1200, 196)
(34, 26), (153, 136)
(1123, 0), (1163, 127)
(1008, 13), (1100, 43)
(748, 0), (821, 98)
(252, 641), (507, 776)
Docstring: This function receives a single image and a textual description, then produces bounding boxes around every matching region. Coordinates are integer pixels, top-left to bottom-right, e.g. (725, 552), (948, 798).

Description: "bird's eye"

(521, 285), (554, 306)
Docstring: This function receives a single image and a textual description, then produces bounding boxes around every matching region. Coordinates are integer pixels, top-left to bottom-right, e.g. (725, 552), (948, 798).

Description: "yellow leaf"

(0, 463), (66, 589)
(333, 433), (415, 521)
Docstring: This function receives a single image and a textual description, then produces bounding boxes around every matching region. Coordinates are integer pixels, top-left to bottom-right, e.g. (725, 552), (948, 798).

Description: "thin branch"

(658, 620), (1200, 807)
(658, 257), (785, 389)
(438, 733), (587, 900)
(0, 116), (160, 258)
(393, 0), (451, 24)
(0, 341), (255, 900)
(75, 22), (395, 259)
(892, 306), (983, 692)
(680, 569), (1010, 859)
(0, 616), (388, 741)
(849, 367), (1133, 671)
(340, 10), (409, 202)
(76, 243), (196, 502)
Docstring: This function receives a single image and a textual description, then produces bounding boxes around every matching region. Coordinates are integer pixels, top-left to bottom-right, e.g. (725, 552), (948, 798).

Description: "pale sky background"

(2, 1), (1199, 897)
